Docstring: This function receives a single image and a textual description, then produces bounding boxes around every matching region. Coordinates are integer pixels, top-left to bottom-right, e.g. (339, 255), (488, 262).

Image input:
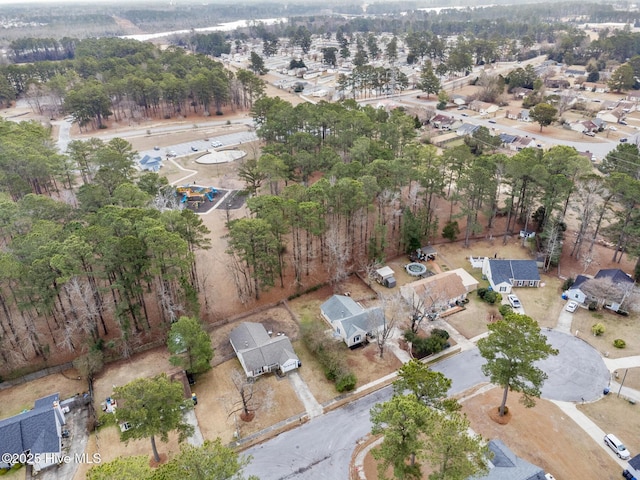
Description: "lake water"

(121, 17), (287, 42)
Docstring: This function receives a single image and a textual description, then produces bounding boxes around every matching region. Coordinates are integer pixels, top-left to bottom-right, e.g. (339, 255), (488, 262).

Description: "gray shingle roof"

(595, 269), (634, 286)
(470, 439), (545, 480)
(488, 260), (539, 286)
(0, 393), (61, 457)
(320, 295), (364, 322)
(229, 323), (299, 375)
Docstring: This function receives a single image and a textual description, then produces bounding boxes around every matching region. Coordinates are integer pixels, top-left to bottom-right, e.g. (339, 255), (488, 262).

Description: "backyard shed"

(375, 266), (396, 288)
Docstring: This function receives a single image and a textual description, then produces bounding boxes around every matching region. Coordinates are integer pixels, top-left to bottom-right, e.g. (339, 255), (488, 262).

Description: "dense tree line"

(0, 119), (211, 377)
(1, 38), (266, 130)
(223, 97), (640, 303)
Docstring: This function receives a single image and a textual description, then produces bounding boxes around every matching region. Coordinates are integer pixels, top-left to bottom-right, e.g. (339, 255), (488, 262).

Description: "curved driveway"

(243, 331), (609, 479)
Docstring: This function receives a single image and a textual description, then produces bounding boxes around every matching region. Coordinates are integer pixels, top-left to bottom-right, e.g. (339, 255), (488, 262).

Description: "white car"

(507, 294), (521, 309)
(565, 301), (578, 313)
(211, 140), (223, 148)
(604, 433), (631, 460)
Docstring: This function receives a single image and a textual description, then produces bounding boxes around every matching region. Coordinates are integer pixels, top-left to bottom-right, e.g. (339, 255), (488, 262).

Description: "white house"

(320, 295), (384, 347)
(482, 258), (540, 294)
(229, 322), (300, 378)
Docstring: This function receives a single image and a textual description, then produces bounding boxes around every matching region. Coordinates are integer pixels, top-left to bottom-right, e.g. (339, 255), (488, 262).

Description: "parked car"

(461, 113), (469, 117)
(191, 146), (199, 151)
(167, 151), (177, 157)
(620, 120), (628, 125)
(153, 146), (160, 150)
(604, 433), (631, 460)
(620, 138), (628, 143)
(622, 469), (637, 480)
(211, 140), (223, 148)
(565, 301), (578, 313)
(488, 119), (497, 124)
(507, 294), (521, 308)
(609, 126), (618, 131)
(584, 131), (596, 137)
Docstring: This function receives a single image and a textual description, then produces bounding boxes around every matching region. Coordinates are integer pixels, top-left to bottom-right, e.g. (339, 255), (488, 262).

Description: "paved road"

(243, 387), (391, 480)
(243, 331), (609, 479)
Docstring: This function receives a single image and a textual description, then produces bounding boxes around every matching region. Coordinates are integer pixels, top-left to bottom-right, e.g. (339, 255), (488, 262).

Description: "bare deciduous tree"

(325, 223), (350, 288)
(579, 277), (631, 308)
(371, 293), (402, 359)
(229, 369), (263, 422)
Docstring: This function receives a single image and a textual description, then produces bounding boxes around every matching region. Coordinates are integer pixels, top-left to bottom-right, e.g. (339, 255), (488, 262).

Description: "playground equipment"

(405, 262), (427, 277)
(177, 185), (218, 203)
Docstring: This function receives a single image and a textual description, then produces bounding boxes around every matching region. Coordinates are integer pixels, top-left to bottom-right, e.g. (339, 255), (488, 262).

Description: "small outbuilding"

(374, 266), (396, 288)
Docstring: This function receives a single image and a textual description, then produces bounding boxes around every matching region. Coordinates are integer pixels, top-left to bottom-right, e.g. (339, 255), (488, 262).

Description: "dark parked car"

(622, 469), (637, 480)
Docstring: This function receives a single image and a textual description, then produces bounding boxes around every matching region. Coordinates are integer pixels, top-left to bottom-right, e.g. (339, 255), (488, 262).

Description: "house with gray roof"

(320, 295), (385, 347)
(469, 439), (546, 480)
(564, 269), (634, 309)
(229, 322), (300, 378)
(457, 123), (480, 137)
(0, 393), (66, 473)
(482, 258), (540, 294)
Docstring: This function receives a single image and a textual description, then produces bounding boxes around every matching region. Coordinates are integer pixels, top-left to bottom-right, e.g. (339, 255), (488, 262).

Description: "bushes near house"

(613, 339), (626, 349)
(499, 304), (513, 317)
(301, 322), (357, 392)
(404, 329), (450, 359)
(591, 323), (605, 336)
(477, 287), (502, 304)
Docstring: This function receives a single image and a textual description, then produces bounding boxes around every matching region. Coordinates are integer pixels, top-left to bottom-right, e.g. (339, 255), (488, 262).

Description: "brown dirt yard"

(363, 388), (621, 480)
(2, 88), (639, 480)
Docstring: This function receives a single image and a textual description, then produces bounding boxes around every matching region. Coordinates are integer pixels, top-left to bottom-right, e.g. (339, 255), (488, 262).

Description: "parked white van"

(604, 433), (631, 459)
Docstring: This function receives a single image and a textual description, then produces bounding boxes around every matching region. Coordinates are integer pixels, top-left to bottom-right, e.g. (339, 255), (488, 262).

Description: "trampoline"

(406, 263), (427, 276)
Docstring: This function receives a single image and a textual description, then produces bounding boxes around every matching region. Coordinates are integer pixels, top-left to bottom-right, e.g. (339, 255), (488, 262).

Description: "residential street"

(243, 329), (611, 479)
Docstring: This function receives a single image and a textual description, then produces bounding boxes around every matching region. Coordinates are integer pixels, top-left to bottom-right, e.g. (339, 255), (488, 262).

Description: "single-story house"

(320, 295), (385, 347)
(564, 274), (590, 304)
(457, 123), (480, 136)
(431, 114), (460, 130)
(469, 439), (546, 480)
(564, 269), (634, 309)
(0, 394), (67, 473)
(570, 119), (601, 134)
(512, 136), (538, 151)
(482, 258), (540, 294)
(511, 87), (534, 99)
(597, 108), (625, 124)
(626, 90), (640, 103)
(518, 109), (531, 122)
(565, 66), (586, 77)
(505, 110), (518, 120)
(544, 77), (570, 89)
(469, 100), (499, 116)
(139, 155), (163, 172)
(499, 133), (518, 146)
(229, 322), (301, 378)
(401, 269), (478, 317)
